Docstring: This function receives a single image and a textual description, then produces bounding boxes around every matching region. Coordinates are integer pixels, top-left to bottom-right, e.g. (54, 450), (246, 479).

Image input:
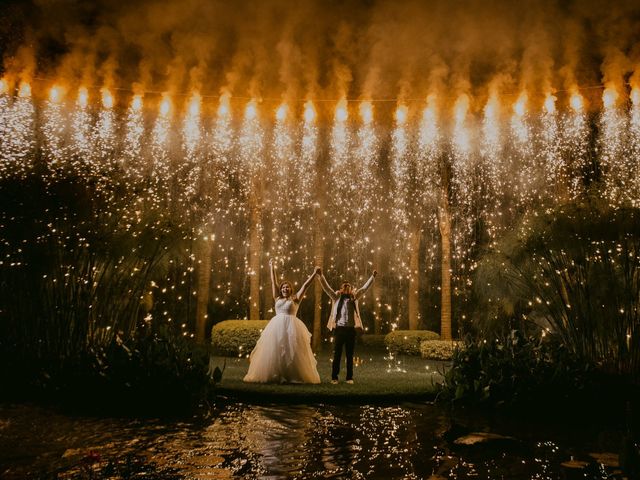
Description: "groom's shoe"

(331, 379), (339, 384)
(346, 379), (354, 384)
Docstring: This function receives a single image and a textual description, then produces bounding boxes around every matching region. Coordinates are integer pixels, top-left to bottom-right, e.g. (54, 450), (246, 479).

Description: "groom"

(317, 268), (377, 384)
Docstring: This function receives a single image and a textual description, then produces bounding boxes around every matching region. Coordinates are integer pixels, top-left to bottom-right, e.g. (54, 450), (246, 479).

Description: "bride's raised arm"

(269, 259), (279, 300)
(294, 267), (320, 302)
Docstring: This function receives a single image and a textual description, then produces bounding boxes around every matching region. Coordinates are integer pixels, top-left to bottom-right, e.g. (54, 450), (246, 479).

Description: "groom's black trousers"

(332, 326), (356, 380)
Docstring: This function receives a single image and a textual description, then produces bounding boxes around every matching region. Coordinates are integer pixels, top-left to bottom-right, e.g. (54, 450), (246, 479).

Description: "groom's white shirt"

(319, 273), (375, 331)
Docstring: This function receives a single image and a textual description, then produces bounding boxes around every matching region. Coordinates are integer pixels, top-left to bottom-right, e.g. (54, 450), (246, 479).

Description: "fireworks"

(1, 81), (640, 333)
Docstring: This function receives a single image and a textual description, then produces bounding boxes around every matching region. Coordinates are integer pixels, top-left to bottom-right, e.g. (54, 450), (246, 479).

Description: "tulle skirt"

(243, 313), (321, 384)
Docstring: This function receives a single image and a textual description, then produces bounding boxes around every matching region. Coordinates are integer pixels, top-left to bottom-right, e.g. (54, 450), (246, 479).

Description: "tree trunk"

(248, 202), (262, 320)
(439, 186), (452, 341)
(373, 247), (383, 334)
(312, 220), (324, 351)
(195, 235), (213, 342)
(408, 228), (421, 330)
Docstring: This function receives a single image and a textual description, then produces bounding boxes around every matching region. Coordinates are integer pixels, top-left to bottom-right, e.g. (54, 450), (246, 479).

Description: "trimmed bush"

(211, 320), (269, 356)
(358, 334), (387, 349)
(385, 330), (440, 355)
(420, 340), (460, 360)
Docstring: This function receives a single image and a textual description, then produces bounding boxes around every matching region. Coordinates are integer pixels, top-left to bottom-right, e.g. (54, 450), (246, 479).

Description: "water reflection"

(0, 402), (628, 479)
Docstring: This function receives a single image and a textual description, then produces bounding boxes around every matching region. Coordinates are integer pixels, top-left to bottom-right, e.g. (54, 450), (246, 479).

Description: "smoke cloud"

(1, 0), (640, 110)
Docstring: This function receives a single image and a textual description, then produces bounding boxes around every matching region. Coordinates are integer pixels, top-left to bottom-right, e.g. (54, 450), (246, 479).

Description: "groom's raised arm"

(355, 270), (377, 299)
(318, 270), (339, 301)
(295, 268), (319, 301)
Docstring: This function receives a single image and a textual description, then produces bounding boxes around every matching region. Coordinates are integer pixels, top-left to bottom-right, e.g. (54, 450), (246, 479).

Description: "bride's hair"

(278, 280), (293, 298)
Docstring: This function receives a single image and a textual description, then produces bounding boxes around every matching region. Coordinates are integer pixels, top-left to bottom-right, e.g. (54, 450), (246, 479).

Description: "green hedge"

(385, 330), (440, 355)
(358, 334), (387, 349)
(211, 320), (269, 356)
(420, 340), (460, 360)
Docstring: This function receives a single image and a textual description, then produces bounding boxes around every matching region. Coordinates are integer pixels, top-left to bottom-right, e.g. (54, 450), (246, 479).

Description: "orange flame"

(359, 101), (373, 124)
(570, 91), (583, 112)
(454, 94), (469, 124)
(544, 94), (556, 114)
(49, 85), (63, 103)
(245, 100), (257, 120)
(276, 103), (287, 121)
(160, 95), (172, 116)
(188, 93), (201, 116)
(603, 86), (618, 108)
(303, 101), (316, 123)
(513, 92), (527, 117)
(101, 88), (114, 109)
(335, 99), (348, 122)
(131, 95), (143, 112)
(484, 95), (499, 119)
(18, 82), (31, 98)
(395, 105), (408, 125)
(423, 95), (438, 124)
(77, 87), (89, 108)
(217, 93), (231, 118)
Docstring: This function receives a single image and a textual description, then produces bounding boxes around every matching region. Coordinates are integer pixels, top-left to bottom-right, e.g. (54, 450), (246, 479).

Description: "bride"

(243, 259), (321, 384)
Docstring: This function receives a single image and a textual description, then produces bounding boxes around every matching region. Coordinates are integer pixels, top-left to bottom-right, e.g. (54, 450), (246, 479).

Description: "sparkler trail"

(599, 87), (629, 207)
(479, 94), (504, 244)
(122, 95), (145, 181)
(629, 89), (640, 206)
(563, 92), (590, 200)
(3, 83), (36, 178)
(70, 87), (94, 175)
(42, 88), (69, 172)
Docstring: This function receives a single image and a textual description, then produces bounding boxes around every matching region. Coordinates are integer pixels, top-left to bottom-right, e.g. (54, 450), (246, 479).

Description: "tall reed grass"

(474, 198), (640, 379)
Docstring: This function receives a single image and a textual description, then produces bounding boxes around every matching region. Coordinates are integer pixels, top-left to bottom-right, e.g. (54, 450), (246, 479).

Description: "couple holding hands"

(243, 259), (378, 385)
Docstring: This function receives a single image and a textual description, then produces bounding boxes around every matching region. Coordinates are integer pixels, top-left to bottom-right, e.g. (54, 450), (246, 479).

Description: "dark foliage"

(438, 330), (597, 407)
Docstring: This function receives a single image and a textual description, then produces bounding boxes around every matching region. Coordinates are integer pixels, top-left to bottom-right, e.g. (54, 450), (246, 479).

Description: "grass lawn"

(211, 347), (449, 403)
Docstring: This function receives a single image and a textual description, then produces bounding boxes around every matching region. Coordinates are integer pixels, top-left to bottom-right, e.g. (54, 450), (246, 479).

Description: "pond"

(0, 400), (629, 479)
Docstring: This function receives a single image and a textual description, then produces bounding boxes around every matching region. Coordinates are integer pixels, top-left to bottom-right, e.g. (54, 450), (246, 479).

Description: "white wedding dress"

(243, 297), (321, 384)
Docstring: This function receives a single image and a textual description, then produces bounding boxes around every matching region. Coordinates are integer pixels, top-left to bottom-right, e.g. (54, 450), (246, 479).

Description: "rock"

(453, 432), (517, 446)
(588, 452), (619, 468)
(560, 459), (589, 469)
